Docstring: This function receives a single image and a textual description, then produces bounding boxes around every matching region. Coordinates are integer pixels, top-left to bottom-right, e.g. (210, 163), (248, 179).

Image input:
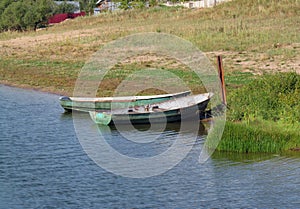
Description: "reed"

(215, 120), (300, 153)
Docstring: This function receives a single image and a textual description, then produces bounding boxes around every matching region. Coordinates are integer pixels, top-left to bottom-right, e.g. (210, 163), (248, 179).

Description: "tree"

(25, 0), (55, 30)
(1, 1), (28, 31)
(0, 0), (14, 14)
(0, 0), (54, 31)
(24, 6), (40, 30)
(79, 0), (97, 15)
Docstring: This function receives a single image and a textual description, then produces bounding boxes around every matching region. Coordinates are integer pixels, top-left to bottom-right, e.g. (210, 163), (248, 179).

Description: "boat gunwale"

(59, 90), (191, 103)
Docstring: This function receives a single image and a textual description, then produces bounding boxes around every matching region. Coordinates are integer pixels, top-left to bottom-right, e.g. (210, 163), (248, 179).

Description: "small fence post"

(217, 55), (227, 106)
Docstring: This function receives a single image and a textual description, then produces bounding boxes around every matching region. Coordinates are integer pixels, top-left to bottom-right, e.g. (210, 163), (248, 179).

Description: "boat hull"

(113, 100), (209, 125)
(89, 93), (211, 125)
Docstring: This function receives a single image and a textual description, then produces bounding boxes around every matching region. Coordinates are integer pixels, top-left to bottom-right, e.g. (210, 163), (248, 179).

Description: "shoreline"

(0, 80), (69, 96)
(2, 79), (299, 154)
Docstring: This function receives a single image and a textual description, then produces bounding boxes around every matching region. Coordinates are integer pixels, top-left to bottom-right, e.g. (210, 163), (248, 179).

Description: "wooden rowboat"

(89, 93), (212, 125)
(60, 91), (191, 112)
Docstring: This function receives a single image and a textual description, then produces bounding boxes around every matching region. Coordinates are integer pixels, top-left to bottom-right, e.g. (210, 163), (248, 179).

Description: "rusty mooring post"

(217, 55), (227, 106)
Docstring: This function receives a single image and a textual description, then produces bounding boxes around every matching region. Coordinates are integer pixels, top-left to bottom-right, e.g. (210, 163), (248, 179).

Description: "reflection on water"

(212, 151), (276, 163)
(97, 122), (207, 153)
(68, 111), (208, 135)
(1, 85), (300, 208)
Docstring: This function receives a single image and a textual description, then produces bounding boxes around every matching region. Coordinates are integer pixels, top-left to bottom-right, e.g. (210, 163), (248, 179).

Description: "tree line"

(0, 0), (52, 31)
(0, 0), (98, 32)
(0, 0), (171, 32)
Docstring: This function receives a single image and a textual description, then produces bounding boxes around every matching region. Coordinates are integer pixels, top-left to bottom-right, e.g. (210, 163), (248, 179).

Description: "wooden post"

(217, 55), (227, 106)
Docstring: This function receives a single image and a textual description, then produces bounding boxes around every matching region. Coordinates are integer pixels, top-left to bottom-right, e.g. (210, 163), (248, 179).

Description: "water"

(1, 85), (300, 208)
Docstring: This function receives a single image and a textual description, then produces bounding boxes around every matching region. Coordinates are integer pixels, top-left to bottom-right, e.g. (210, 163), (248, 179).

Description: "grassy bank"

(0, 0), (299, 95)
(212, 72), (300, 153)
(217, 120), (300, 153)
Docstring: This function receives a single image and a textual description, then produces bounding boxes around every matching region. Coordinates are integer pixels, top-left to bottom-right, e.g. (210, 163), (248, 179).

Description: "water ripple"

(1, 85), (300, 208)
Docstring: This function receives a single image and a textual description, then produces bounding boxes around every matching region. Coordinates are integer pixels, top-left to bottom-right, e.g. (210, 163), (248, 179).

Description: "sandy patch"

(206, 43), (300, 75)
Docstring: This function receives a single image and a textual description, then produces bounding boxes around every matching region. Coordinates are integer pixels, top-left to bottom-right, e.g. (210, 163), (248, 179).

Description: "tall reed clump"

(215, 72), (300, 153)
(217, 121), (300, 153)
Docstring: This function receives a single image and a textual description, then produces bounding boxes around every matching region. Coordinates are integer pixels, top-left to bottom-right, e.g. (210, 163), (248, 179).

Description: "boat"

(89, 93), (212, 125)
(59, 91), (191, 112)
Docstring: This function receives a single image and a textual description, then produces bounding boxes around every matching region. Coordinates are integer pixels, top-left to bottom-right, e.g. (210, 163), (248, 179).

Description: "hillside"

(0, 0), (299, 95)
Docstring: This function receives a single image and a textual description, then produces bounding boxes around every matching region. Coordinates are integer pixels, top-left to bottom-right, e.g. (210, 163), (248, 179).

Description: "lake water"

(1, 84), (300, 208)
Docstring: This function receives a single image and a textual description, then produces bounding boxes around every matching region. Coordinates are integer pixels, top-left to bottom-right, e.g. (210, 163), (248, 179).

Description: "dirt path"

(206, 44), (300, 75)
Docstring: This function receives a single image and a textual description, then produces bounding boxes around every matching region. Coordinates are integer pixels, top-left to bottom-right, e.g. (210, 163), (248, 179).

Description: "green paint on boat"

(95, 112), (112, 125)
(60, 91), (191, 112)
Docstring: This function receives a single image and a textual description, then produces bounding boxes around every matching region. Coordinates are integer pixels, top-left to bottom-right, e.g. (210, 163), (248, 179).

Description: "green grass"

(214, 72), (300, 153)
(0, 57), (82, 94)
(215, 120), (300, 153)
(97, 61), (206, 96)
(227, 72), (300, 124)
(225, 71), (256, 86)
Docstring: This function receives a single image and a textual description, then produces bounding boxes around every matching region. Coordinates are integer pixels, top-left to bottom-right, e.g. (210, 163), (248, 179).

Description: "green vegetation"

(228, 72), (300, 124)
(0, 0), (55, 31)
(225, 71), (255, 86)
(0, 0), (88, 31)
(217, 120), (300, 153)
(97, 59), (206, 96)
(210, 72), (300, 153)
